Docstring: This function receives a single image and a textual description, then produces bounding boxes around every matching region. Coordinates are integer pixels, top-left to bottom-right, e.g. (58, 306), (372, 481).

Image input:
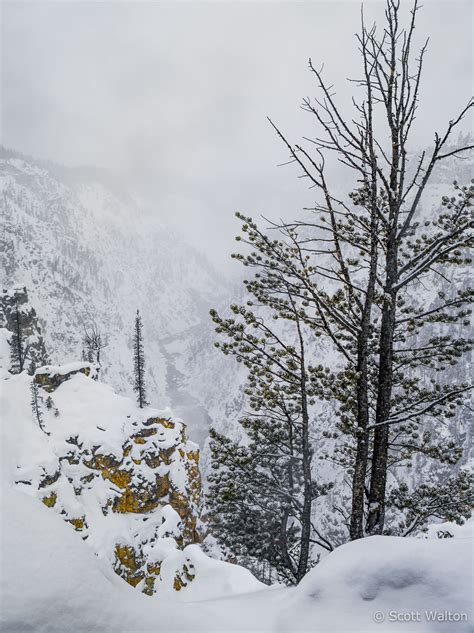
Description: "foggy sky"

(1, 0), (472, 269)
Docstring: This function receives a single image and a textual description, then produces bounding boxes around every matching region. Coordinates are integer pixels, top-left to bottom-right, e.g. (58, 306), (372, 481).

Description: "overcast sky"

(1, 0), (472, 269)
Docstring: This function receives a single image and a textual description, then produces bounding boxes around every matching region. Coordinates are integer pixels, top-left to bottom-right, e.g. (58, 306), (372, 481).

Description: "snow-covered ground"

(2, 471), (472, 632)
(1, 329), (472, 632)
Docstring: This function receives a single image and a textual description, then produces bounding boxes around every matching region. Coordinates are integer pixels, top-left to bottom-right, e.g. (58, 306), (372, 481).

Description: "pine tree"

(133, 310), (148, 408)
(30, 381), (49, 435)
(9, 303), (29, 374)
(2, 288), (48, 375)
(387, 470), (473, 537)
(208, 268), (333, 584)
(263, 0), (473, 538)
(203, 0), (472, 576)
(220, 191), (471, 550)
(211, 0), (473, 552)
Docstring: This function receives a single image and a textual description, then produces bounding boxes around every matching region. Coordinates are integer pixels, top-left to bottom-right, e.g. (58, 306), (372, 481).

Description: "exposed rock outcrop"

(18, 363), (204, 596)
(35, 362), (96, 391)
(0, 286), (48, 373)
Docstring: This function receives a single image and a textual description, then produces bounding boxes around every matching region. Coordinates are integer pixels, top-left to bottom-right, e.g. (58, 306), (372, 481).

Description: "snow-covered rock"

(1, 351), (262, 598)
(35, 361), (97, 390)
(1, 467), (268, 631)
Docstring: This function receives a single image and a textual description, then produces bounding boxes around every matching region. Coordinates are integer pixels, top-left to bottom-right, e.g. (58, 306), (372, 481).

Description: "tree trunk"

(278, 507), (297, 582)
(366, 240), (398, 535)
(349, 220), (378, 539)
(295, 311), (312, 582)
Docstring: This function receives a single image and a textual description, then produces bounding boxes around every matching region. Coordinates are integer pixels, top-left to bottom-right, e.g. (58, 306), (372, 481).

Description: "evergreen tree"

(229, 189), (472, 542)
(387, 470), (473, 537)
(9, 303), (29, 374)
(208, 271), (333, 584)
(211, 0), (473, 557)
(2, 288), (48, 375)
(262, 0), (473, 538)
(133, 310), (148, 408)
(30, 381), (49, 435)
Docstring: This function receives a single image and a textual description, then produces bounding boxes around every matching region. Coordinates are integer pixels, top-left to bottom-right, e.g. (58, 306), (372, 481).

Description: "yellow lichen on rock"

(186, 449), (199, 463)
(67, 517), (86, 531)
(146, 562), (161, 576)
(39, 469), (60, 489)
(132, 427), (158, 439)
(34, 372), (56, 392)
(150, 417), (175, 429)
(35, 365), (92, 393)
(183, 563), (195, 582)
(30, 389), (204, 597)
(173, 564), (196, 592)
(158, 447), (175, 465)
(83, 453), (120, 471)
(83, 451), (132, 489)
(112, 479), (165, 514)
(173, 576), (184, 591)
(101, 467), (130, 489)
(127, 574), (145, 588)
(114, 544), (146, 587)
(115, 544), (139, 569)
(155, 472), (171, 497)
(42, 491), (57, 507)
(142, 576), (155, 596)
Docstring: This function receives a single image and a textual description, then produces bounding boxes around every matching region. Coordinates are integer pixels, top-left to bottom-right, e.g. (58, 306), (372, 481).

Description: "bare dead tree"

(82, 322), (108, 375)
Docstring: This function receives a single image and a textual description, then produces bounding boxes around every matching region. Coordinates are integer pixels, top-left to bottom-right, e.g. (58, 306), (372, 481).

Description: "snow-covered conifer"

(133, 309), (148, 408)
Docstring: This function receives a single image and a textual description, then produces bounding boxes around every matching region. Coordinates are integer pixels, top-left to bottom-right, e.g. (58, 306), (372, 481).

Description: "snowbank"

(280, 535), (473, 632)
(157, 544), (267, 602)
(1, 462), (271, 632)
(3, 476), (471, 633)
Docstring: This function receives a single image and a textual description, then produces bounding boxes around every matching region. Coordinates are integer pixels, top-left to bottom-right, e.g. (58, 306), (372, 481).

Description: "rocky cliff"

(16, 360), (206, 596)
(0, 286), (48, 373)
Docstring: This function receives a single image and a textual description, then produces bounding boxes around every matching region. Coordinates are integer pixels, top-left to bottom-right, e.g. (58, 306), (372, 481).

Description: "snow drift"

(282, 534), (473, 632)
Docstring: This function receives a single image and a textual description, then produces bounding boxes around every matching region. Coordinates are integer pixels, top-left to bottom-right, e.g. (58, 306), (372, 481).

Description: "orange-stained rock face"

(114, 544), (145, 587)
(25, 366), (204, 596)
(35, 364), (95, 392)
(106, 416), (203, 591)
